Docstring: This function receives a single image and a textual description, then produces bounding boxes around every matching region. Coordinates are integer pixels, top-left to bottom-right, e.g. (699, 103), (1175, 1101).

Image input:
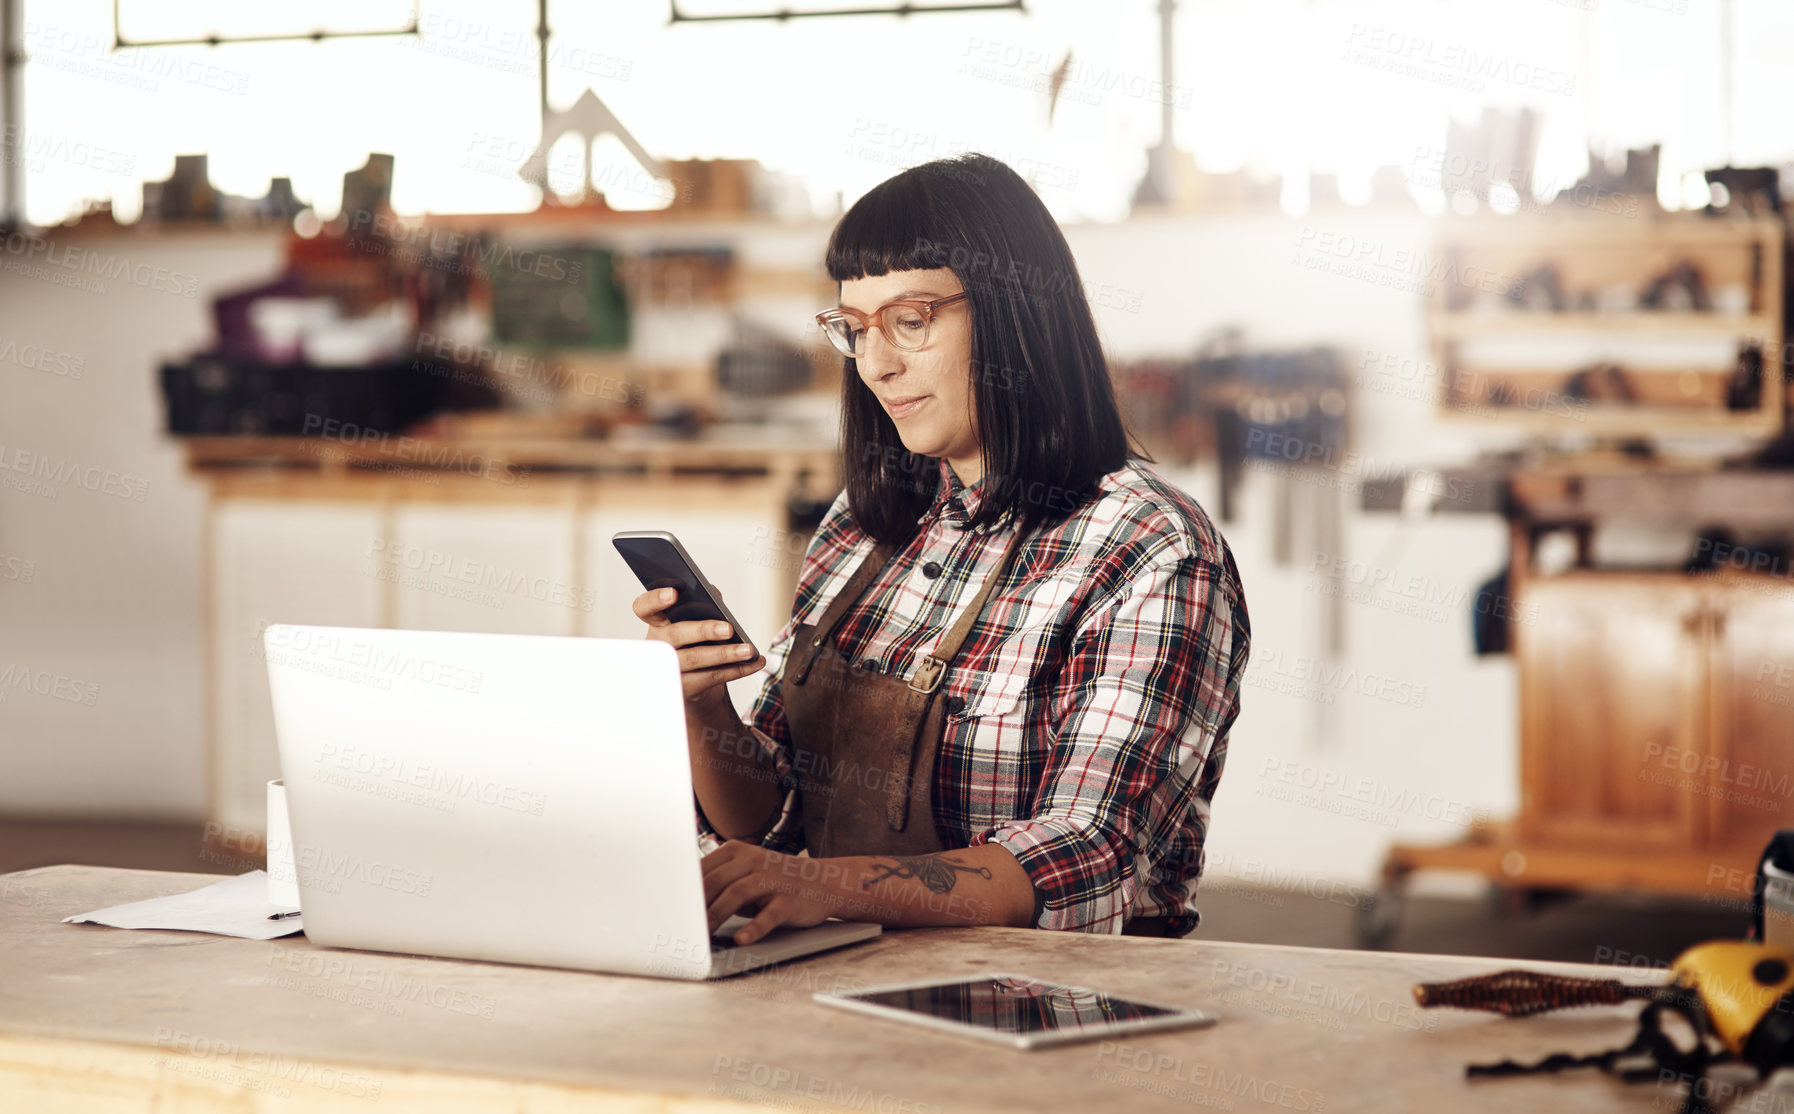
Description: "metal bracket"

(907, 656), (945, 694)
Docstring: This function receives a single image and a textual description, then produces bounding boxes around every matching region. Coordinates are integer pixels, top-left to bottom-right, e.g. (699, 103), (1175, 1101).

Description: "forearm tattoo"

(862, 855), (994, 895)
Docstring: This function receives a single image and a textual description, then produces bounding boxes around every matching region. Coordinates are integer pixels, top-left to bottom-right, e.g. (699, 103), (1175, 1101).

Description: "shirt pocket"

(940, 573), (1077, 722)
(945, 661), (1031, 721)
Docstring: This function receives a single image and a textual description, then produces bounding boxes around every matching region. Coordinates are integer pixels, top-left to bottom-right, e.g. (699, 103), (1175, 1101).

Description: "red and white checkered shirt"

(724, 456), (1249, 935)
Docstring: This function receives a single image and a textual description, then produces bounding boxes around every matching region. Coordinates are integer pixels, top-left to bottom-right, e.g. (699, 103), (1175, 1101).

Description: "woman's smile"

(885, 395), (929, 419)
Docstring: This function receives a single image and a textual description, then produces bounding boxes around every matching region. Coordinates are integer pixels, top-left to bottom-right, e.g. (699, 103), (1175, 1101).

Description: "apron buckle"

(907, 656), (946, 694)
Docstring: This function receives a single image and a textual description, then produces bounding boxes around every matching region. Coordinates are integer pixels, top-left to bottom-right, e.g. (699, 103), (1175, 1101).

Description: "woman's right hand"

(631, 587), (767, 708)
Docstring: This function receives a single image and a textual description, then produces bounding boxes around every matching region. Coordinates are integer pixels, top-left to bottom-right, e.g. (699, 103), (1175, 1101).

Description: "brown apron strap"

(875, 522), (1028, 831)
(790, 520), (1027, 690)
(903, 524), (1028, 695)
(790, 540), (894, 686)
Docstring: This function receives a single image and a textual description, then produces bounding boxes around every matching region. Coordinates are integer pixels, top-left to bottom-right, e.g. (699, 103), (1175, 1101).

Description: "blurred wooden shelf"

(1433, 311), (1775, 339)
(180, 433), (838, 490)
(1427, 213), (1785, 438)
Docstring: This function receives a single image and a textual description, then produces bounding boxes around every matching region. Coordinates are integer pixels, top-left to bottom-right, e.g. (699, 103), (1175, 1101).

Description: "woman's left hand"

(701, 841), (838, 946)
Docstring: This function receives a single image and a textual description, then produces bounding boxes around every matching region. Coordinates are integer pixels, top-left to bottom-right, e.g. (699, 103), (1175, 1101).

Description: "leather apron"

(781, 526), (1028, 860)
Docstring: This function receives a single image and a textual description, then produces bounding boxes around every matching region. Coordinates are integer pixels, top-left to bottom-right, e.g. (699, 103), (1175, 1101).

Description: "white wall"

(0, 211), (1532, 888)
(0, 228), (285, 818)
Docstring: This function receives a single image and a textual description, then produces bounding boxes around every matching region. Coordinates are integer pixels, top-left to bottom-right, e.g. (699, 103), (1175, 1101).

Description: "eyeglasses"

(815, 291), (968, 359)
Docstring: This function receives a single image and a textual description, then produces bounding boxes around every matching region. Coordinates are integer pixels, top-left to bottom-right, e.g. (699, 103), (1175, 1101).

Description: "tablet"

(813, 973), (1217, 1049)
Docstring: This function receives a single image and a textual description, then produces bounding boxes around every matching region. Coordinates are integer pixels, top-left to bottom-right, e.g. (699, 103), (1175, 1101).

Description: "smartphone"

(611, 531), (758, 659)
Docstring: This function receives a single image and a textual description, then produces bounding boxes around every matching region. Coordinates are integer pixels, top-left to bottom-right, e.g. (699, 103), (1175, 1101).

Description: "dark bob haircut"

(823, 152), (1147, 547)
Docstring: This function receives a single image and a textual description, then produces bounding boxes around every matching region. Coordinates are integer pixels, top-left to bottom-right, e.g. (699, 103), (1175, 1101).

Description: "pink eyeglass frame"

(815, 291), (970, 355)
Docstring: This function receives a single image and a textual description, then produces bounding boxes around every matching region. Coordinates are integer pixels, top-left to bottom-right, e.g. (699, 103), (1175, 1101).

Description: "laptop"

(262, 623), (880, 979)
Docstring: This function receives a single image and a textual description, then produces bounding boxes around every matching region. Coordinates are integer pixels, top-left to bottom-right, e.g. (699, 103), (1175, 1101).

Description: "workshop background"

(2, 0), (1790, 961)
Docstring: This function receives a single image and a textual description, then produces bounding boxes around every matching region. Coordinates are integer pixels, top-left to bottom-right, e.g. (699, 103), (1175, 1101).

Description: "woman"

(633, 153), (1250, 944)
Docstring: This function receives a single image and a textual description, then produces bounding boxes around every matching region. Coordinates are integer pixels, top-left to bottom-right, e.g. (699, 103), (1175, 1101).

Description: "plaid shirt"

(717, 456), (1249, 935)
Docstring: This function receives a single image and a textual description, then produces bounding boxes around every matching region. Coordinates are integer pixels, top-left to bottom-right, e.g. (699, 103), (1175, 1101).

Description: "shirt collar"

(930, 458), (988, 527)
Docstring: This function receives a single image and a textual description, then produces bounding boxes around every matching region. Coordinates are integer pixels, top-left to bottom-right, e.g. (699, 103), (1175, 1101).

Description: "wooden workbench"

(0, 865), (1683, 1112)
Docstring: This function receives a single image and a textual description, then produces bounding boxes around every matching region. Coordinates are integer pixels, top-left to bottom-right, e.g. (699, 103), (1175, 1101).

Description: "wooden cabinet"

(1518, 572), (1794, 855)
(1520, 576), (1712, 850)
(1703, 579), (1794, 850)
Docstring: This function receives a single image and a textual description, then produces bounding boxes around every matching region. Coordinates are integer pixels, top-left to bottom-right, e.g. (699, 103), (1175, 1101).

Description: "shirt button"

(859, 658), (880, 671)
(922, 561), (943, 579)
(945, 695), (966, 714)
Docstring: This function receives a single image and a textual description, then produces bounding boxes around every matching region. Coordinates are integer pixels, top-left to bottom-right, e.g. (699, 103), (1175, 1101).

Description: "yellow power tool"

(1413, 941), (1794, 1114)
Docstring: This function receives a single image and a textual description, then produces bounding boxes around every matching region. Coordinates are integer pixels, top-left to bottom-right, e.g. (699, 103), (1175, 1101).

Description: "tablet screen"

(844, 976), (1185, 1036)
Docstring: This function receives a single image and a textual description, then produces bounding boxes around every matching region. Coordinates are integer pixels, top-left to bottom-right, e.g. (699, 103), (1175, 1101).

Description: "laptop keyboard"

(711, 915), (754, 950)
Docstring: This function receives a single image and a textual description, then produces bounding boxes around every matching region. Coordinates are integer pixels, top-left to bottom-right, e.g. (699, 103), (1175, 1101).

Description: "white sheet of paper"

(62, 870), (303, 940)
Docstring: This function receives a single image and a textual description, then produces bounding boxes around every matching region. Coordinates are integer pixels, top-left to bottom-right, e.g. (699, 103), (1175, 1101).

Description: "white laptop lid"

(264, 624), (716, 979)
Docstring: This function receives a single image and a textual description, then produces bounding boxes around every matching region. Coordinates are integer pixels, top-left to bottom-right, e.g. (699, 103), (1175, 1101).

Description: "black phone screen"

(613, 538), (740, 646)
